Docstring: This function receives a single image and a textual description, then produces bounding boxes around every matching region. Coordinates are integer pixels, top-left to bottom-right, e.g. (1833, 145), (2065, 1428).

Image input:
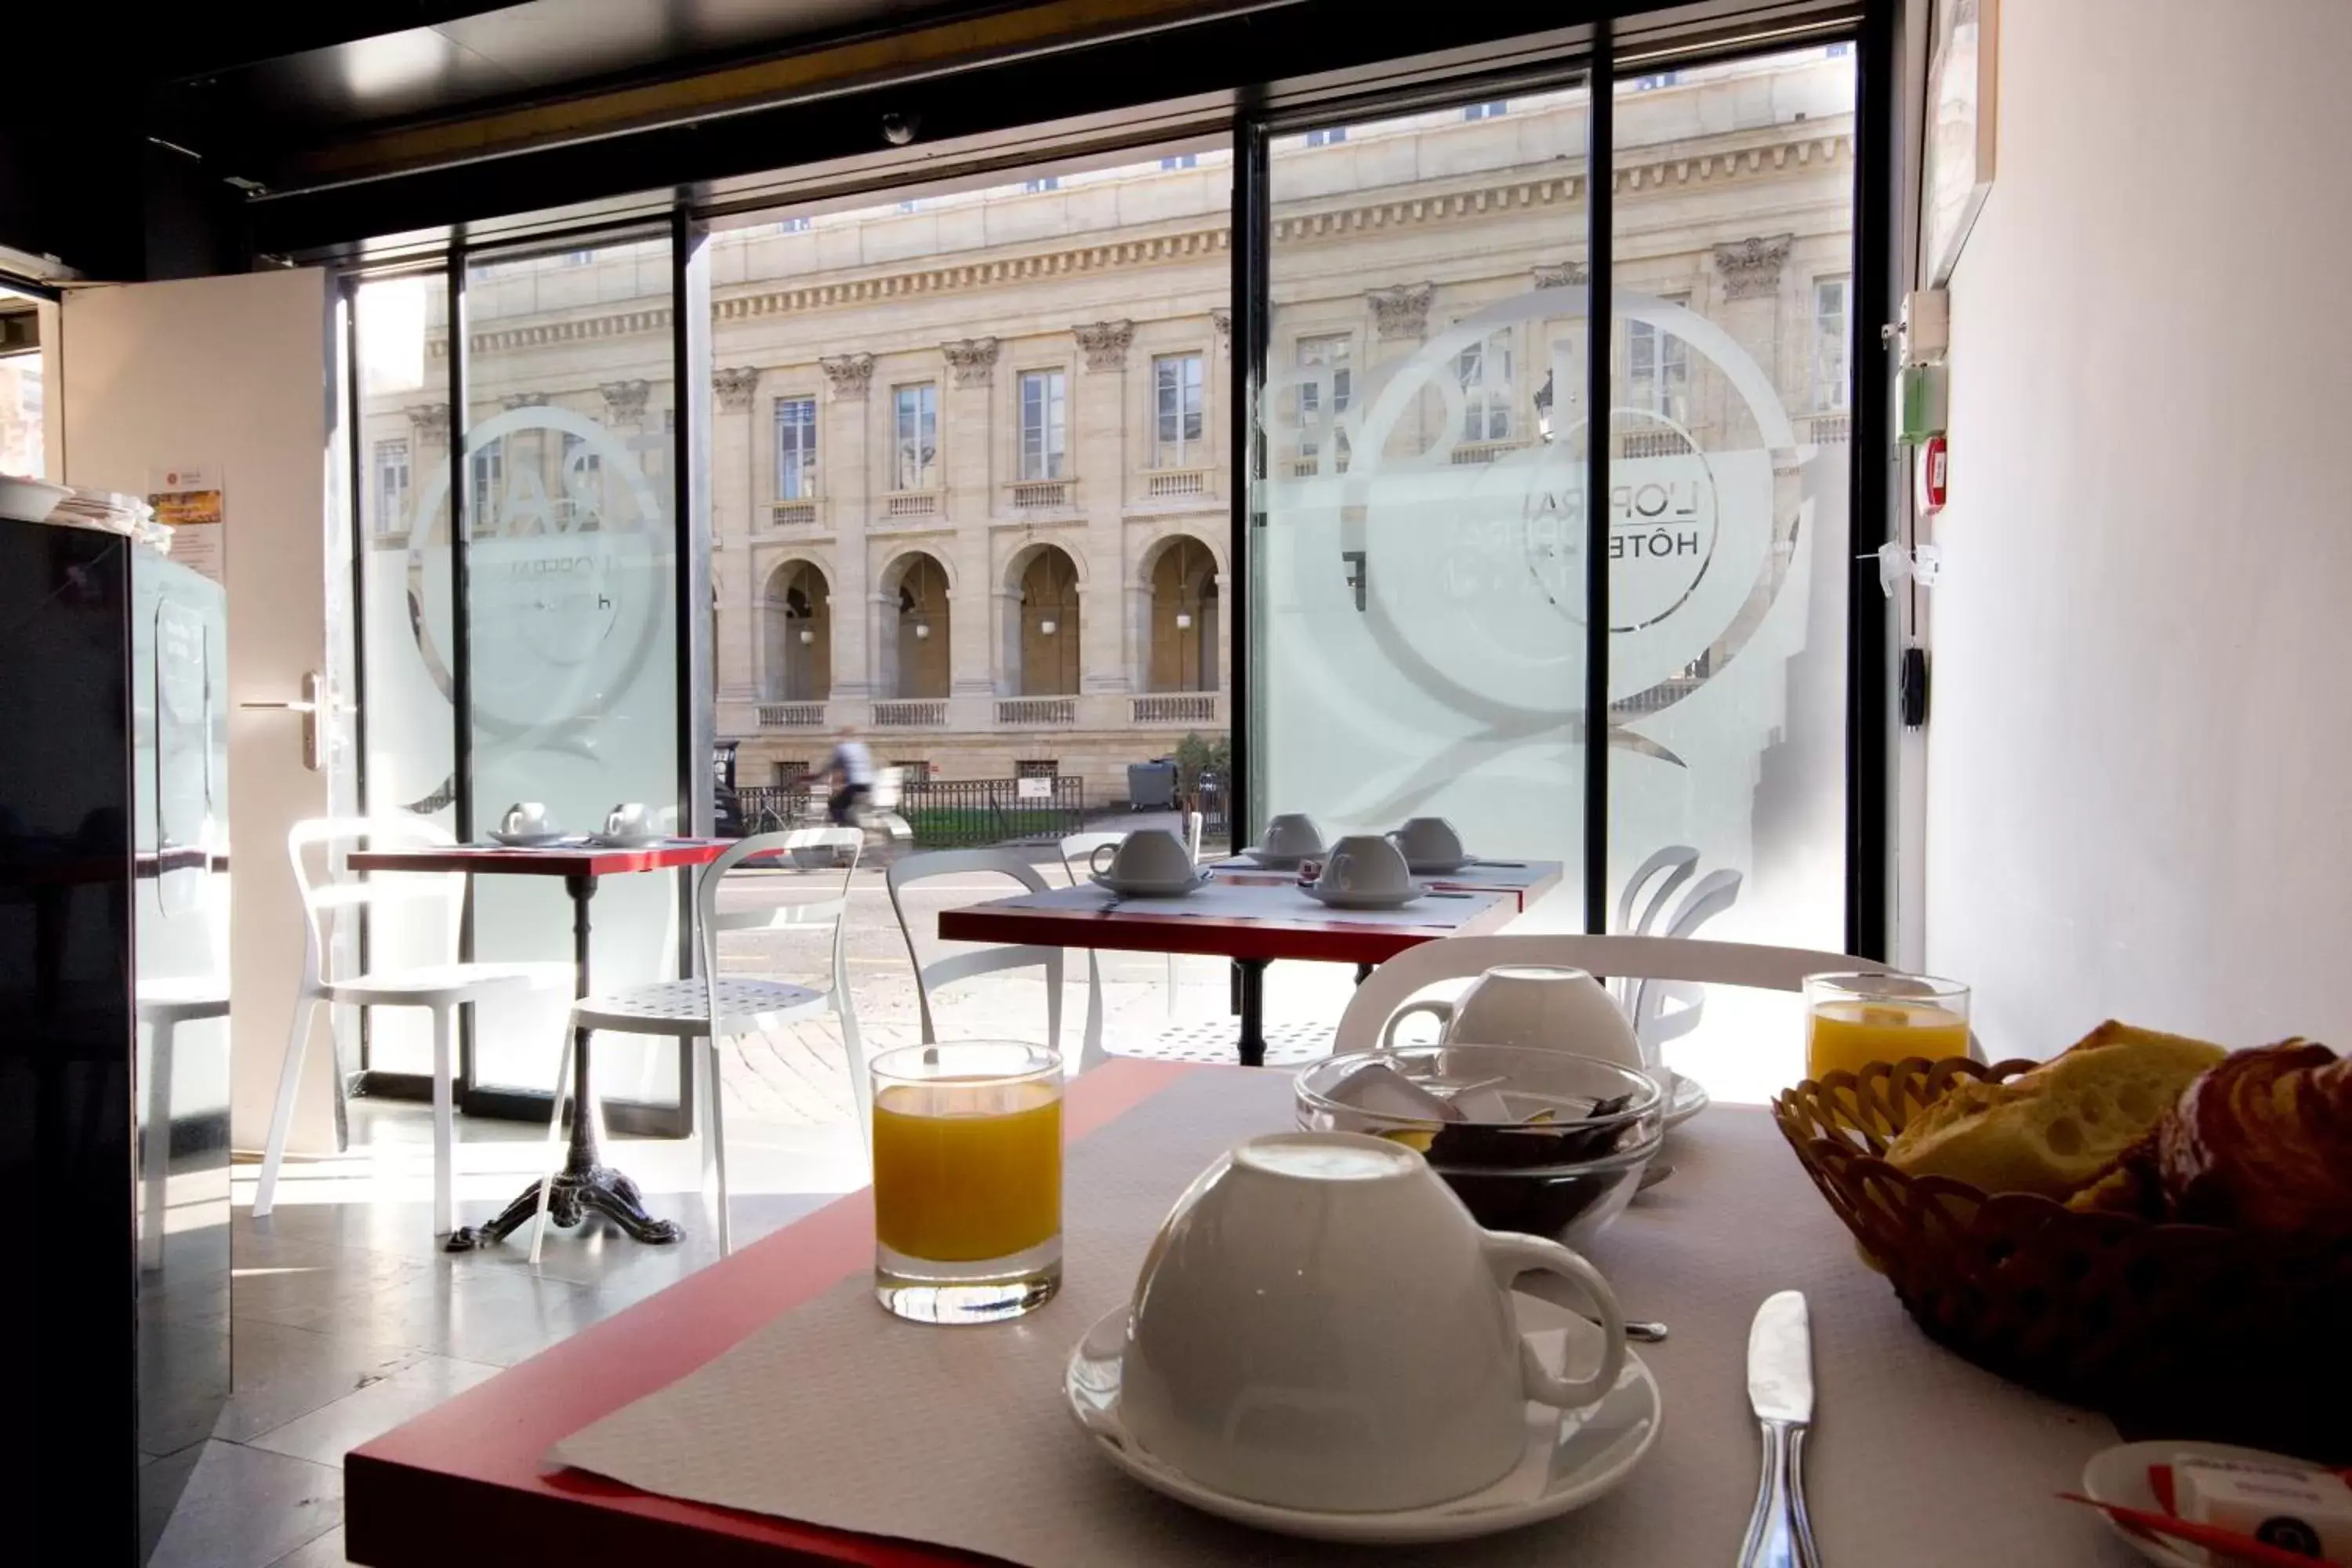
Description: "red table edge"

(348, 840), (732, 879)
(937, 890), (1519, 965)
(346, 1058), (1204, 1568)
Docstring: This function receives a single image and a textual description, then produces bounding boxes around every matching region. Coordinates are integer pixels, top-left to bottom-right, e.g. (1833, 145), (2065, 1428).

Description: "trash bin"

(1127, 760), (1177, 811)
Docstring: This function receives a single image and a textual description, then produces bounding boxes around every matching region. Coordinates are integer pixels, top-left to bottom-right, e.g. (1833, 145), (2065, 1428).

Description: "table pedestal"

(446, 873), (683, 1252)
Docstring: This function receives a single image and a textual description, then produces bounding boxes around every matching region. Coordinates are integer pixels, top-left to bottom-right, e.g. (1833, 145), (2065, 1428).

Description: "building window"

(469, 439), (504, 528)
(1160, 154), (1198, 170)
(1457, 330), (1515, 442)
(775, 760), (811, 787)
(1297, 333), (1353, 467)
(1465, 100), (1508, 121)
(777, 216), (811, 233)
(559, 432), (603, 524)
(559, 250), (594, 266)
(897, 198), (921, 213)
(775, 395), (818, 498)
(1154, 353), (1205, 466)
(894, 759), (933, 783)
(372, 440), (410, 535)
(1631, 70), (1682, 91)
(893, 383), (938, 491)
(1305, 126), (1347, 147)
(1015, 759), (1058, 779)
(1826, 41), (1853, 58)
(1812, 276), (1851, 412)
(1019, 369), (1067, 481)
(1024, 176), (1060, 193)
(1627, 304), (1691, 423)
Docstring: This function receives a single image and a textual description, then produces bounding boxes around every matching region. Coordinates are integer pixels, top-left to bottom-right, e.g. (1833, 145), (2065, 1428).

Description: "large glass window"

(1154, 353), (1204, 466)
(0, 350), (43, 477)
(1019, 369), (1067, 480)
(894, 383), (938, 490)
(775, 394), (818, 498)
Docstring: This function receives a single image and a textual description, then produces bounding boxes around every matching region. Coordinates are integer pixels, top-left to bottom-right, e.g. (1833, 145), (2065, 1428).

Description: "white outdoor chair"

(887, 848), (1102, 1073)
(543, 826), (863, 1259)
(1332, 934), (1890, 1065)
(1060, 810), (1205, 1024)
(254, 818), (572, 1240)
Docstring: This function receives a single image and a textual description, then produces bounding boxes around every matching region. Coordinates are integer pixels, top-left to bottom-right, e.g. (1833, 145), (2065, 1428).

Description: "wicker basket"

(1773, 1057), (2352, 1446)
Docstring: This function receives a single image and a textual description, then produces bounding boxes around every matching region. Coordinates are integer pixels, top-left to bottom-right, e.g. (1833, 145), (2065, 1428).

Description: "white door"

(63, 270), (341, 1159)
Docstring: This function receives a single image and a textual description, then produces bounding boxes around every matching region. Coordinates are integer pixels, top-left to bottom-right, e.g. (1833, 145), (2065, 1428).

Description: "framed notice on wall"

(149, 462), (226, 583)
(1923, 0), (1999, 285)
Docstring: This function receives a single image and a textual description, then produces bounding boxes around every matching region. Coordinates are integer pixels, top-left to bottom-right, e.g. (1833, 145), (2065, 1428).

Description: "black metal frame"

(1845, 0), (1896, 960)
(1229, 113), (1269, 844)
(1584, 30), (1613, 935)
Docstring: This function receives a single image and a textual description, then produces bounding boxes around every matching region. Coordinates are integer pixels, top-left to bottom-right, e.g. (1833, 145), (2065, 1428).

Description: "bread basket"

(1773, 1056), (2352, 1446)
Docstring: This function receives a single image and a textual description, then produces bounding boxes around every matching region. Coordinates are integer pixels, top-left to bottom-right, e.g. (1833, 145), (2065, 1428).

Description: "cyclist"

(825, 728), (876, 828)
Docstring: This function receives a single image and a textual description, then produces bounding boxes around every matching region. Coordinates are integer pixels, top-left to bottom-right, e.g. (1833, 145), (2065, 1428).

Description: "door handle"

(240, 670), (350, 772)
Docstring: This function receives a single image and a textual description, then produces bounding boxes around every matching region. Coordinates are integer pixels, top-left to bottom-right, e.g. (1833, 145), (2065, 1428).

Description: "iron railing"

(898, 775), (1085, 848)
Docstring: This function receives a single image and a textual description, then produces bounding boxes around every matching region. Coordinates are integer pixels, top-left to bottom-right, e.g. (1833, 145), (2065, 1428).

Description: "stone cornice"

(428, 129), (1854, 351)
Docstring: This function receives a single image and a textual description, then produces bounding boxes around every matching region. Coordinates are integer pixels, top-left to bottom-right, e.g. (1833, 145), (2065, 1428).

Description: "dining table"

(344, 1058), (2140, 1568)
(937, 860), (1560, 1065)
(346, 837), (732, 1252)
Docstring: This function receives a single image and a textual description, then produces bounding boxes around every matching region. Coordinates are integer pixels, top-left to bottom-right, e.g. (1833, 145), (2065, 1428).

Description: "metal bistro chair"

(546, 826), (865, 1259)
(1058, 809), (1203, 1022)
(254, 818), (572, 1240)
(887, 848), (1102, 1073)
(1332, 933), (1890, 1067)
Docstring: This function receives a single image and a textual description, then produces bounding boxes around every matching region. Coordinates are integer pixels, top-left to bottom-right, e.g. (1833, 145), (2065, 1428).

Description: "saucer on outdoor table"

(487, 830), (566, 848)
(1065, 1301), (1660, 1544)
(1301, 881), (1424, 911)
(1405, 855), (1474, 875)
(1240, 846), (1311, 869)
(1091, 869), (1211, 898)
(587, 832), (665, 849)
(2081, 1439), (2332, 1568)
(1662, 1069), (1710, 1128)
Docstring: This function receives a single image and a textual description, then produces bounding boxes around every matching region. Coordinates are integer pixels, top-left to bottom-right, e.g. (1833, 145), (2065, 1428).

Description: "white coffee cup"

(1120, 1131), (1628, 1513)
(500, 801), (551, 836)
(1388, 815), (1466, 868)
(1261, 813), (1325, 859)
(1315, 833), (1413, 898)
(1381, 964), (1642, 1069)
(604, 802), (651, 839)
(1091, 829), (1193, 886)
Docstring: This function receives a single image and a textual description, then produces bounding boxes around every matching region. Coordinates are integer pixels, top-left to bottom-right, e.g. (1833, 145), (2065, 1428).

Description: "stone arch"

(1003, 542), (1083, 696)
(877, 549), (952, 699)
(1138, 531), (1221, 692)
(761, 557), (832, 702)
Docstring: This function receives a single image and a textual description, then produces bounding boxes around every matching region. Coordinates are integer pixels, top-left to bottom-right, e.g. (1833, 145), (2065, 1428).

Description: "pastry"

(2151, 1040), (2352, 1236)
(1886, 1021), (2225, 1200)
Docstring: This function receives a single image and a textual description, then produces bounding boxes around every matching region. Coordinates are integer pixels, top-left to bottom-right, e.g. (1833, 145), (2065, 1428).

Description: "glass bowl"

(1294, 1045), (1665, 1249)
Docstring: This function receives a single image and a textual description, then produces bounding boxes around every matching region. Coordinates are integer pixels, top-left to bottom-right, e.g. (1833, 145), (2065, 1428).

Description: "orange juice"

(1806, 999), (1970, 1079)
(873, 1080), (1062, 1262)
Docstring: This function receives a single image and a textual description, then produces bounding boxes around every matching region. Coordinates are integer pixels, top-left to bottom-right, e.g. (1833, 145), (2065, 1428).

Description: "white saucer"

(1405, 855), (1473, 876)
(488, 830), (566, 848)
(1662, 1071), (1710, 1128)
(1301, 882), (1423, 911)
(1240, 846), (1316, 869)
(1091, 870), (1211, 898)
(588, 832), (665, 849)
(2082, 1439), (2325, 1568)
(1065, 1301), (1660, 1544)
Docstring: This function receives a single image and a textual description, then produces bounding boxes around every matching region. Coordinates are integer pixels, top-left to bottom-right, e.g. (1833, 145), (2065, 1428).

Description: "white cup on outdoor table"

(1312, 833), (1414, 898)
(1260, 813), (1325, 859)
(604, 801), (652, 839)
(501, 800), (552, 837)
(1380, 964), (1642, 1069)
(1117, 1130), (1628, 1514)
(1388, 815), (1467, 868)
(1091, 829), (1194, 887)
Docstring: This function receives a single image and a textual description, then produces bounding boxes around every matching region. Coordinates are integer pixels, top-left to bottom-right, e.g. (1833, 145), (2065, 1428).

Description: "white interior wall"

(1925, 0), (2352, 1056)
(62, 269), (339, 1152)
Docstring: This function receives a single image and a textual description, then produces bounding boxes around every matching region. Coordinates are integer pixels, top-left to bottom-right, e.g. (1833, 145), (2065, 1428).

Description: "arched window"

(1014, 546), (1081, 695)
(1149, 536), (1218, 692)
(887, 553), (950, 699)
(762, 561), (831, 701)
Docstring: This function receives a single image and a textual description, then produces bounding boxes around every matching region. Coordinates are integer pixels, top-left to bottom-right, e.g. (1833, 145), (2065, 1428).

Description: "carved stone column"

(712, 369), (760, 706)
(818, 355), (873, 702)
(942, 338), (998, 531)
(1709, 234), (1794, 431)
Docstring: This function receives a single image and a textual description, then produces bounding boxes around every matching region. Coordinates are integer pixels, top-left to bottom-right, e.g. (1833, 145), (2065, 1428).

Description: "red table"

(938, 880), (1525, 1065)
(1207, 857), (1563, 913)
(346, 1058), (1192, 1567)
(347, 839), (731, 1252)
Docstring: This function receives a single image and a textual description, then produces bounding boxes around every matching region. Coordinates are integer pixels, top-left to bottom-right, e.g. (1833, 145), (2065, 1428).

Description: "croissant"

(2154, 1040), (2352, 1237)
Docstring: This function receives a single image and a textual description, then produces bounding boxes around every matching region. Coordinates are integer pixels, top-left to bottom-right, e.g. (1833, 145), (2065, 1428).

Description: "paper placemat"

(1000, 880), (1504, 929)
(551, 1071), (2133, 1567)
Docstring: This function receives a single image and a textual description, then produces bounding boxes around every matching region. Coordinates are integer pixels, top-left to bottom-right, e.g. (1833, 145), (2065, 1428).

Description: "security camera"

(881, 113), (919, 147)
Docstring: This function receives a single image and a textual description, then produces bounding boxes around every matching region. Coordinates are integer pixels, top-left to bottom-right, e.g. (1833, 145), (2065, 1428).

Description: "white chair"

(546, 826), (864, 1260)
(1333, 934), (1889, 1065)
(1058, 810), (1203, 1019)
(253, 818), (572, 1239)
(887, 848), (1102, 1073)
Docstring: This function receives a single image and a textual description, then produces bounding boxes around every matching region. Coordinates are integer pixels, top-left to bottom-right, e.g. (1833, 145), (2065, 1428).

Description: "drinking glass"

(1803, 973), (1972, 1080)
(869, 1041), (1063, 1323)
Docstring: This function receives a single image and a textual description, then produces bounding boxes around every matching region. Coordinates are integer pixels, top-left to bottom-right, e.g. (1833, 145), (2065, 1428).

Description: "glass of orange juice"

(870, 1041), (1063, 1324)
(1803, 973), (1972, 1081)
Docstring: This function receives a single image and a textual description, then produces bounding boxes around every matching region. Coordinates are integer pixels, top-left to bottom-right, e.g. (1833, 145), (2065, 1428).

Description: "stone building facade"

(359, 47), (1856, 804)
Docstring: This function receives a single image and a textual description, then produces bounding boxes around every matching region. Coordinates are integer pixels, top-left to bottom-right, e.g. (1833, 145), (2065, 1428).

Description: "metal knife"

(1737, 1290), (1820, 1568)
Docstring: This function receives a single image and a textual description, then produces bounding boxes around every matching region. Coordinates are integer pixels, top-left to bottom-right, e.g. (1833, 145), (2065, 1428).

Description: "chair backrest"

(885, 848), (1064, 1047)
(1183, 810), (1204, 864)
(1058, 831), (1127, 887)
(284, 816), (464, 992)
(695, 826), (862, 974)
(1331, 933), (1890, 1063)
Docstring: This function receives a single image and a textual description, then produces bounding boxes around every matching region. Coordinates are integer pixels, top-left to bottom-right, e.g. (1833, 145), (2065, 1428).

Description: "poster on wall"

(1924, 0), (1999, 285)
(148, 463), (226, 583)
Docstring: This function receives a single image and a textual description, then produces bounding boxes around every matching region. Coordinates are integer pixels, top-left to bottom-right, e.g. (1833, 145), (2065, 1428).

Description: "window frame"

(1018, 368), (1069, 481)
(372, 437), (410, 535)
(1624, 298), (1692, 424)
(774, 393), (819, 499)
(1455, 328), (1515, 443)
(891, 381), (939, 492)
(1153, 350), (1207, 468)
(1811, 274), (1852, 413)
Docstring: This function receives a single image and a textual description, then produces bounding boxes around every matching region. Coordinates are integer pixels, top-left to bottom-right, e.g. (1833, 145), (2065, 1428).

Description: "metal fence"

(731, 776), (1086, 848)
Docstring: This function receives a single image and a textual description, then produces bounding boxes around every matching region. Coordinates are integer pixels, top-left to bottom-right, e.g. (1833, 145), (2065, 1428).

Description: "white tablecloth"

(553, 1069), (2136, 1566)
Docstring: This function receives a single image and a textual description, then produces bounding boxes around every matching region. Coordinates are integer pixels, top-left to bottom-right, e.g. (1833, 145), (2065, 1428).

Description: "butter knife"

(1737, 1290), (1820, 1568)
